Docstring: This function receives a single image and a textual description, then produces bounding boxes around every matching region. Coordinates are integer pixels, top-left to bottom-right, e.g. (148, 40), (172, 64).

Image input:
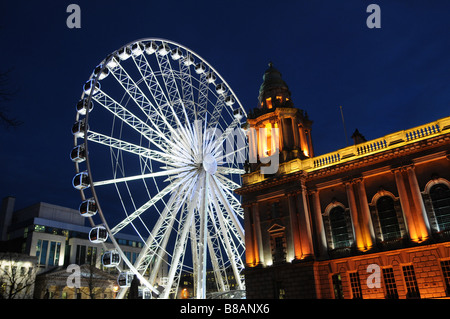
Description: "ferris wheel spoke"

(92, 166), (193, 187)
(86, 130), (176, 165)
(74, 39), (247, 299)
(110, 169), (195, 235)
(210, 174), (244, 240)
(92, 90), (171, 153)
(131, 52), (194, 141)
(208, 175), (244, 290)
(110, 63), (185, 148)
(216, 166), (246, 175)
(135, 177), (196, 282)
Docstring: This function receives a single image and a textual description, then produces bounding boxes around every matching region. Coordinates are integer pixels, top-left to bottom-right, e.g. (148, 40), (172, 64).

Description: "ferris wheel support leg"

(196, 173), (210, 299)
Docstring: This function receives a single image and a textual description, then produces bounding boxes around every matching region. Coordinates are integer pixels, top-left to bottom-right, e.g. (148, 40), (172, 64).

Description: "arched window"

(376, 196), (401, 240)
(430, 184), (450, 232)
(329, 206), (350, 249)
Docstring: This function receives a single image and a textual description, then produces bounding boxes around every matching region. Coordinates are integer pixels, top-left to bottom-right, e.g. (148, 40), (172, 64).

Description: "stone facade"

(237, 64), (450, 299)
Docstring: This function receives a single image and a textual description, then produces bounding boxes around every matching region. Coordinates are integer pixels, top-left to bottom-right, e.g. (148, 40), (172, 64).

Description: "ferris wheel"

(70, 38), (247, 299)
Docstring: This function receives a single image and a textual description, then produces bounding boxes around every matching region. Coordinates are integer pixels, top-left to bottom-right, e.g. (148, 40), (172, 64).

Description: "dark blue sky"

(0, 0), (449, 212)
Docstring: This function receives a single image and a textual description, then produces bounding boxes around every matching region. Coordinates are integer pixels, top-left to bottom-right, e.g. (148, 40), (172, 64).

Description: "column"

(296, 182), (314, 257)
(252, 202), (264, 265)
(392, 168), (418, 241)
(356, 178), (376, 249)
(291, 117), (300, 148)
(311, 189), (328, 258)
(243, 204), (255, 266)
(406, 165), (431, 240)
(345, 181), (365, 251)
(288, 193), (302, 260)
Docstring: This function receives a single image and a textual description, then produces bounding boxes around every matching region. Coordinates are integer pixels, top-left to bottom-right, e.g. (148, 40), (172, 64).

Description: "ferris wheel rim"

(73, 37), (247, 299)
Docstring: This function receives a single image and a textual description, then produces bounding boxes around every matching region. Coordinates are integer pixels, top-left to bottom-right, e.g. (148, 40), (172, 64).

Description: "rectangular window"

(332, 274), (344, 299)
(402, 265), (420, 299)
(48, 241), (56, 266)
(440, 260), (450, 295)
(382, 267), (398, 299)
(349, 272), (362, 299)
(39, 240), (49, 266)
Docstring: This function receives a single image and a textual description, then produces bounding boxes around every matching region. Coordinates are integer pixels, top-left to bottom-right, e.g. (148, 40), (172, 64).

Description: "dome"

(258, 62), (290, 99)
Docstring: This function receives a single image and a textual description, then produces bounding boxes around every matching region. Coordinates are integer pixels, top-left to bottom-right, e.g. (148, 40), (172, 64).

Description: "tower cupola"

(258, 62), (293, 110)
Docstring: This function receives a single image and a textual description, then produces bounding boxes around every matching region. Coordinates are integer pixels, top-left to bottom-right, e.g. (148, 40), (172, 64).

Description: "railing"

(242, 116), (450, 185)
(306, 116), (450, 171)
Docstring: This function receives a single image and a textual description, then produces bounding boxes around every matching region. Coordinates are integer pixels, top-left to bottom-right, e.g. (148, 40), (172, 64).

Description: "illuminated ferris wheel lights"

(171, 47), (183, 60)
(72, 119), (88, 138)
(79, 198), (98, 217)
(92, 64), (110, 80)
(117, 46), (132, 61)
(144, 41), (158, 55)
(72, 38), (247, 299)
(76, 98), (93, 115)
(157, 43), (171, 56)
(131, 42), (145, 57)
(70, 145), (86, 163)
(83, 79), (100, 95)
(72, 171), (90, 190)
(89, 226), (108, 243)
(102, 250), (121, 268)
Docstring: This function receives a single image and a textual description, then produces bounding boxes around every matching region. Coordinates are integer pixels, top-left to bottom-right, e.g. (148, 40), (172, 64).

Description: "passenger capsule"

(118, 46), (132, 61)
(106, 54), (120, 70)
(183, 53), (195, 66)
(131, 42), (144, 56)
(117, 272), (134, 288)
(102, 250), (121, 268)
(72, 119), (88, 138)
(145, 41), (158, 55)
(79, 198), (97, 217)
(233, 108), (243, 120)
(171, 47), (183, 60)
(225, 95), (236, 107)
(215, 83), (227, 95)
(76, 98), (93, 115)
(89, 226), (108, 243)
(206, 72), (216, 83)
(92, 64), (109, 80)
(72, 171), (90, 190)
(70, 145), (86, 163)
(195, 62), (206, 74)
(158, 43), (171, 56)
(83, 79), (100, 96)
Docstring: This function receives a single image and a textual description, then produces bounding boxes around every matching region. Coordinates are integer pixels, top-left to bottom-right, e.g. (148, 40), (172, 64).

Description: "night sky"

(1, 0), (449, 215)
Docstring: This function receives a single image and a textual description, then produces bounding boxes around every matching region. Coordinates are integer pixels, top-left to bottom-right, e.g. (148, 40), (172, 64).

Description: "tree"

(0, 252), (38, 299)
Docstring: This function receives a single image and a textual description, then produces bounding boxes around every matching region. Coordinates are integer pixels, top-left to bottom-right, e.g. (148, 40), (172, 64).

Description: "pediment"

(267, 223), (285, 234)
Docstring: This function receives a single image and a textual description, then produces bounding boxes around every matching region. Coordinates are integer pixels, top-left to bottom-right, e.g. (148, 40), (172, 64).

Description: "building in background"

(237, 63), (450, 299)
(0, 198), (168, 298)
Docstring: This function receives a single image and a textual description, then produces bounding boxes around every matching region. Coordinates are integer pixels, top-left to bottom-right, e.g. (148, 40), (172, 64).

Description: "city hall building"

(236, 63), (450, 299)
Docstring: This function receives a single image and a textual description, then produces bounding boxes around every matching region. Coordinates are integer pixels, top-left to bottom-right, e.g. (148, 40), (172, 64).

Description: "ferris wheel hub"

(202, 153), (217, 175)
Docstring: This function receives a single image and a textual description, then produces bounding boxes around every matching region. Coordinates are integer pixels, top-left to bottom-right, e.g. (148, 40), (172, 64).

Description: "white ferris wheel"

(71, 38), (247, 299)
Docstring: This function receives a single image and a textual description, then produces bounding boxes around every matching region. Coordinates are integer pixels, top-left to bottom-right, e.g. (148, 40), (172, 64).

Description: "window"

(329, 206), (350, 249)
(430, 184), (450, 232)
(266, 97), (272, 109)
(273, 236), (286, 263)
(441, 260), (450, 295)
(332, 274), (344, 299)
(382, 267), (398, 299)
(349, 272), (363, 299)
(402, 265), (420, 299)
(376, 196), (401, 240)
